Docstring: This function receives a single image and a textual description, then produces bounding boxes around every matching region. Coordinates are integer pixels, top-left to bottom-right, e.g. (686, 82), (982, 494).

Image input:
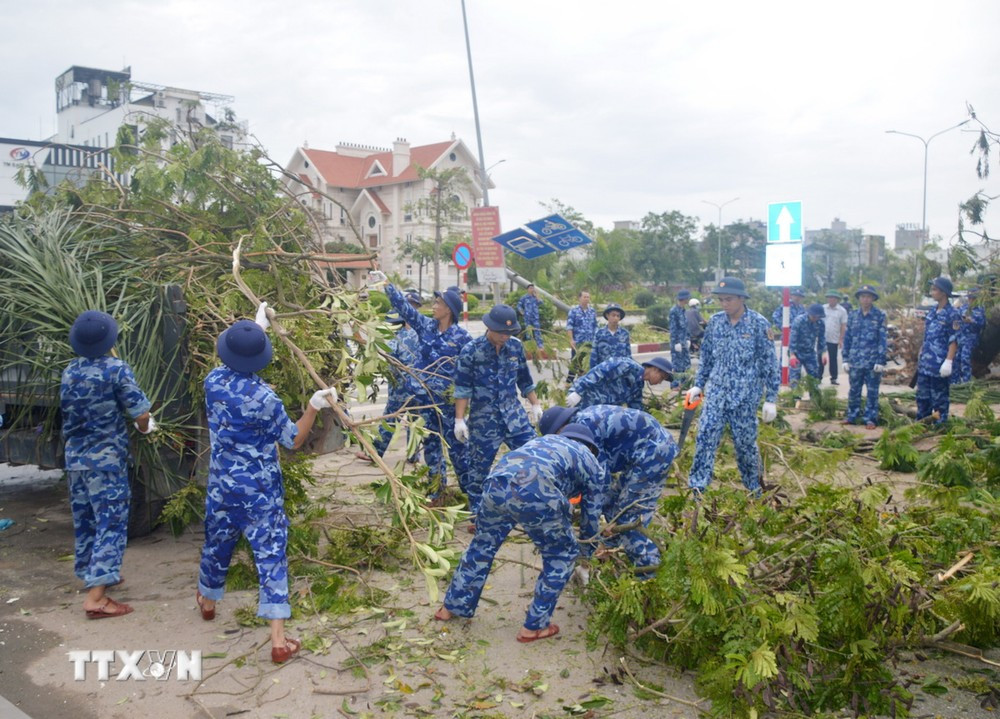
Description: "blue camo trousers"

(198, 487), (291, 619)
(689, 398), (761, 492)
(953, 344), (976, 384)
(417, 403), (468, 498)
(916, 373), (951, 423)
(789, 356), (821, 387)
(443, 474), (578, 630)
(846, 368), (882, 425)
(524, 328), (543, 348)
(372, 392), (412, 457)
(603, 446), (673, 569)
(464, 419), (536, 517)
(68, 469), (130, 588)
(671, 347), (691, 374)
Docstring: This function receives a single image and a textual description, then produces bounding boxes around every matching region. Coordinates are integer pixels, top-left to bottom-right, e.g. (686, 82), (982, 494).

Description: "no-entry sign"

(452, 242), (472, 270)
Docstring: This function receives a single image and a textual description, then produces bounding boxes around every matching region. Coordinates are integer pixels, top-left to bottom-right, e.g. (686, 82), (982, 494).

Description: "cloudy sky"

(3, 1), (999, 250)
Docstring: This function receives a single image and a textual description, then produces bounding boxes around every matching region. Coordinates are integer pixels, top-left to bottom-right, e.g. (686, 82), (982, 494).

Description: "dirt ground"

(3, 384), (1000, 719)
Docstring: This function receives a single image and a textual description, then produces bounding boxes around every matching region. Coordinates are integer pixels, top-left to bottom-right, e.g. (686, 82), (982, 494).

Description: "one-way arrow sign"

(767, 202), (802, 243)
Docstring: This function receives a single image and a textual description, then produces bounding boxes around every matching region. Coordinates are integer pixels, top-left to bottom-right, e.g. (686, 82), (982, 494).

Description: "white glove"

(528, 403), (543, 424)
(254, 301), (269, 331)
(939, 359), (953, 378)
(873, 364), (885, 374)
(761, 402), (777, 423)
(685, 340), (691, 350)
(573, 565), (590, 587)
(135, 415), (157, 435)
(309, 387), (338, 410)
(685, 386), (702, 404)
(842, 361), (850, 373)
(673, 343), (683, 353)
(367, 270), (387, 289)
(454, 418), (469, 443)
(566, 391), (582, 408)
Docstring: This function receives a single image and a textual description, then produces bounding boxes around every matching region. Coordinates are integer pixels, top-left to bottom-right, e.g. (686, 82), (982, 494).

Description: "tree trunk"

(433, 181), (443, 293)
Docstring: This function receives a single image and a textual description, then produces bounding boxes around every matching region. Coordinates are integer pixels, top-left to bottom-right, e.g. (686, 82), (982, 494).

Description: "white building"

(283, 137), (489, 291)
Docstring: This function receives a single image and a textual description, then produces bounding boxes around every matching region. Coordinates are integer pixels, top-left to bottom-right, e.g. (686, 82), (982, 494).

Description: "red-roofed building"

(284, 136), (491, 290)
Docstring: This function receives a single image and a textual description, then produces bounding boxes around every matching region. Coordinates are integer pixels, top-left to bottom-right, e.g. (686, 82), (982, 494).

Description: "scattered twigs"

(935, 552), (974, 583)
(618, 657), (705, 709)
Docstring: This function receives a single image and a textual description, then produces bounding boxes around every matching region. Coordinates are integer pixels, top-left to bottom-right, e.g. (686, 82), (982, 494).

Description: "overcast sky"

(3, 1), (999, 250)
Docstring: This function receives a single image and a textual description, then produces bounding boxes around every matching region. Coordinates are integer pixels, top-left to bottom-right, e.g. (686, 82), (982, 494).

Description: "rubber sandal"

(271, 638), (301, 664)
(85, 596), (133, 620)
(195, 591), (215, 621)
(354, 451), (374, 463)
(433, 607), (452, 621)
(865, 423), (877, 430)
(516, 623), (559, 643)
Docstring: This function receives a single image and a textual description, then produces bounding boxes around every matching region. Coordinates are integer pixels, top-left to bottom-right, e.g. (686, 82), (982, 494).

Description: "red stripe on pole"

(780, 286), (790, 386)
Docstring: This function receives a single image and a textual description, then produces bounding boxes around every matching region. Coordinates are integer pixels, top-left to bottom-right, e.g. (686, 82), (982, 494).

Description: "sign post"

(765, 201), (804, 387)
(452, 243), (473, 328)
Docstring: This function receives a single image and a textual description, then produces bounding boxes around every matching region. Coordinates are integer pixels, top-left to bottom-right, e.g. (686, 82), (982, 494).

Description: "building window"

(221, 135), (233, 149)
(368, 216), (377, 229)
(404, 212), (413, 222)
(449, 152), (457, 161)
(406, 264), (413, 276)
(368, 234), (378, 249)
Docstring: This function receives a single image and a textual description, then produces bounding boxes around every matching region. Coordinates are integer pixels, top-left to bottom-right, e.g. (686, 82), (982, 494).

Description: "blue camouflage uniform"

(689, 309), (779, 493)
(517, 293), (544, 348)
(454, 336), (537, 516)
(61, 356), (152, 588)
(669, 304), (690, 375)
(371, 326), (420, 457)
(771, 301), (805, 330)
(954, 301), (986, 384)
(442, 435), (607, 630)
(198, 366), (299, 619)
(916, 303), (961, 422)
(571, 357), (647, 410)
(571, 406), (677, 569)
(566, 303), (597, 381)
(843, 305), (887, 425)
(589, 326), (632, 369)
(386, 284), (471, 494)
(788, 313), (824, 385)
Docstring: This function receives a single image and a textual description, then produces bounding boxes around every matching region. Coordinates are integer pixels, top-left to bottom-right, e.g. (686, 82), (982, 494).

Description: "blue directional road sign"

(492, 214), (593, 259)
(767, 202), (803, 243)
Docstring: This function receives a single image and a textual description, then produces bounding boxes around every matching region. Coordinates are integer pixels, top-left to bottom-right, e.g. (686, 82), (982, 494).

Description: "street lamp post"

(701, 197), (739, 282)
(886, 119), (970, 304)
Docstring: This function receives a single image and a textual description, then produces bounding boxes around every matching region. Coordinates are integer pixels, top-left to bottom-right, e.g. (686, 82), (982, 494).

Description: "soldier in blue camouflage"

(540, 405), (677, 571)
(688, 277), (779, 494)
(771, 288), (806, 330)
(669, 290), (691, 388)
(377, 275), (471, 497)
(434, 428), (607, 642)
(196, 317), (335, 663)
(589, 303), (631, 369)
(954, 288), (986, 384)
(565, 290), (597, 382)
(61, 311), (154, 619)
(842, 284), (888, 428)
(788, 303), (826, 386)
(916, 277), (961, 423)
(367, 298), (422, 460)
(517, 283), (544, 348)
(453, 305), (543, 518)
(567, 356), (672, 411)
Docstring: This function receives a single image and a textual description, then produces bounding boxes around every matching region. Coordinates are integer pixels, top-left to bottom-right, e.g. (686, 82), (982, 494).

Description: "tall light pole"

(886, 119), (970, 304)
(701, 197), (739, 282)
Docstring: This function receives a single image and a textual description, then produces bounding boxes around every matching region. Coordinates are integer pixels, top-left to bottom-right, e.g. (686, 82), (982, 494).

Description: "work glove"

(873, 364), (885, 373)
(454, 418), (469, 443)
(685, 386), (702, 404)
(789, 356), (800, 369)
(821, 353), (828, 366)
(254, 301), (270, 331)
(309, 388), (338, 410)
(573, 565), (590, 587)
(366, 270), (387, 289)
(673, 343), (683, 353)
(528, 403), (543, 424)
(842, 361), (851, 373)
(939, 359), (953, 378)
(761, 402), (777, 423)
(685, 339), (691, 350)
(135, 415), (158, 435)
(566, 391), (582, 408)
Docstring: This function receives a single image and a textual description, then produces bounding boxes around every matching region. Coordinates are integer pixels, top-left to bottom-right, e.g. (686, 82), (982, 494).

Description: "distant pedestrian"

(788, 303), (826, 387)
(771, 288), (806, 331)
(589, 303), (631, 369)
(61, 310), (156, 620)
(687, 277), (779, 495)
(915, 277), (960, 423)
(565, 290), (597, 382)
(685, 299), (705, 346)
(517, 283), (544, 349)
(821, 290), (848, 385)
(669, 290), (691, 388)
(954, 288), (986, 384)
(842, 284), (887, 429)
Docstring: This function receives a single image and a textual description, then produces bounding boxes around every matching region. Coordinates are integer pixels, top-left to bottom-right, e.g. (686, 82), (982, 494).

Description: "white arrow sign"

(776, 206), (794, 243)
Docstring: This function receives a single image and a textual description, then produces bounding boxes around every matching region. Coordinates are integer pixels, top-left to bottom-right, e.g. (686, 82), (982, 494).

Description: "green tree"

(406, 166), (472, 292)
(637, 211), (700, 285)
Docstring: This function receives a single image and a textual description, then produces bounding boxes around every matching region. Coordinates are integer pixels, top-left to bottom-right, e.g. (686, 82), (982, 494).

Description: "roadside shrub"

(634, 288), (656, 308)
(645, 302), (672, 333)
